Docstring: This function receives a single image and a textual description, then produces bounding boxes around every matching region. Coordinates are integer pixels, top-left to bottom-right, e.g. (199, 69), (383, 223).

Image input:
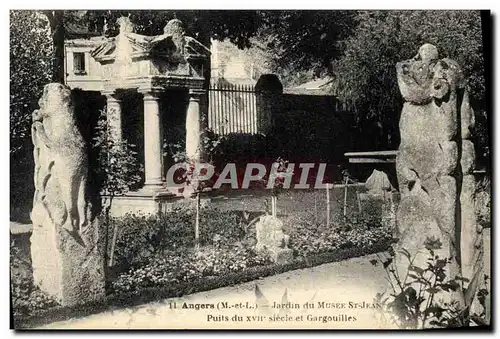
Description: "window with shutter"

(73, 52), (86, 75)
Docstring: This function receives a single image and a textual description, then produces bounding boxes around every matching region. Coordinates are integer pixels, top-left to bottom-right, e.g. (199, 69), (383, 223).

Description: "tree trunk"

(46, 10), (66, 84)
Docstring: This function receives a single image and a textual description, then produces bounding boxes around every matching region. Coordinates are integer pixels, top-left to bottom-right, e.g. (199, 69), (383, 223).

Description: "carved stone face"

(396, 44), (463, 105)
(396, 58), (435, 104)
(163, 19), (185, 36)
(431, 58), (463, 100)
(417, 43), (439, 62)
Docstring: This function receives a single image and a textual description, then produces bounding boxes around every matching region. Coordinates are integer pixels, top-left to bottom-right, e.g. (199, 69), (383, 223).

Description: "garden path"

(39, 252), (390, 329)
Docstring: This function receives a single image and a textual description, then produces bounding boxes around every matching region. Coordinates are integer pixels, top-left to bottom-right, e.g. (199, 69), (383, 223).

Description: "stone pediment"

(90, 37), (117, 60)
(67, 17), (210, 91)
(91, 18), (210, 66)
(184, 36), (212, 59)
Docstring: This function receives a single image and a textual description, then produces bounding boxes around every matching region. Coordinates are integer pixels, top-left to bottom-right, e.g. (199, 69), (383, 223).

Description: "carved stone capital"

(188, 88), (206, 101)
(139, 89), (162, 102)
(102, 90), (121, 103)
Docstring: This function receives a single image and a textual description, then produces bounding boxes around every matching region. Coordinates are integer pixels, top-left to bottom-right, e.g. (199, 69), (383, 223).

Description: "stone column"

(186, 89), (205, 161)
(391, 43), (488, 326)
(104, 91), (123, 142)
(141, 91), (164, 188)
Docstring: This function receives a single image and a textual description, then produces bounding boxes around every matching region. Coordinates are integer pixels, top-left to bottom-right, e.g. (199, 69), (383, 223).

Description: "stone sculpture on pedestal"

(395, 44), (482, 308)
(30, 83), (105, 306)
(255, 215), (293, 264)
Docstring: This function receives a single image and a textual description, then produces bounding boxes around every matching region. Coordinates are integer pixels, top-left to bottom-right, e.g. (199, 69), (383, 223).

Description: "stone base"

(256, 245), (293, 265)
(31, 218), (105, 307)
(254, 215), (294, 264)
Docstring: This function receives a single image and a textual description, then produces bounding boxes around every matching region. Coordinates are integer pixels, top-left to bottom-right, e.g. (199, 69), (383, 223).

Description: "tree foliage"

(256, 10), (355, 86)
(83, 10), (261, 48)
(92, 108), (143, 202)
(10, 10), (52, 155)
(331, 11), (485, 150)
(42, 10), (66, 83)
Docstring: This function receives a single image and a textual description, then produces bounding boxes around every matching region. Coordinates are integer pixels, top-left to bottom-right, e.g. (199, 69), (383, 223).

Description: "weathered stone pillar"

(141, 91), (164, 188)
(460, 91), (480, 277)
(104, 91), (123, 142)
(30, 83), (105, 306)
(460, 90), (483, 315)
(395, 44), (464, 305)
(186, 89), (205, 161)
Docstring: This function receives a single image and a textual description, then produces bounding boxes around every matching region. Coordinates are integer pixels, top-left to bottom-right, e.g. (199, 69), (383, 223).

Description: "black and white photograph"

(8, 8), (492, 330)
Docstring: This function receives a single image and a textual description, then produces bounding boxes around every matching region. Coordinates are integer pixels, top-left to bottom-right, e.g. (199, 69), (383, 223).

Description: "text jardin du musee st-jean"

(169, 300), (381, 323)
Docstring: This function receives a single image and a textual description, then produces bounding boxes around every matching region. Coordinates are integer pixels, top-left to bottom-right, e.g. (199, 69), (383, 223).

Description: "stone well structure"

(64, 17), (211, 216)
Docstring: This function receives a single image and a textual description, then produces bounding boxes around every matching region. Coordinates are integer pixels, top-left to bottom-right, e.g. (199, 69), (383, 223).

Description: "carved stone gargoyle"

(395, 44), (483, 312)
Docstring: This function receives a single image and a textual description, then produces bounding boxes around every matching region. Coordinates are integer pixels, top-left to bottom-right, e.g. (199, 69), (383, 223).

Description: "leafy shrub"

(213, 133), (268, 163)
(199, 207), (245, 245)
(289, 225), (393, 258)
(109, 201), (394, 294)
(336, 212), (383, 232)
(10, 10), (52, 156)
(288, 209), (393, 258)
(109, 213), (166, 270)
(164, 127), (225, 165)
(373, 237), (490, 329)
(110, 210), (394, 294)
(109, 207), (246, 270)
(92, 108), (143, 208)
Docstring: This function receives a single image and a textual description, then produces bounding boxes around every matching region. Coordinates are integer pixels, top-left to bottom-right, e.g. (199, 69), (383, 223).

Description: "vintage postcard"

(9, 9), (491, 330)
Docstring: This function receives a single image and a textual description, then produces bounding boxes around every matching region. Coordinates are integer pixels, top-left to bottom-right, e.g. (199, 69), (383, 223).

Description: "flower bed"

(109, 206), (394, 294)
(15, 239), (392, 329)
(12, 205), (395, 327)
(112, 243), (272, 293)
